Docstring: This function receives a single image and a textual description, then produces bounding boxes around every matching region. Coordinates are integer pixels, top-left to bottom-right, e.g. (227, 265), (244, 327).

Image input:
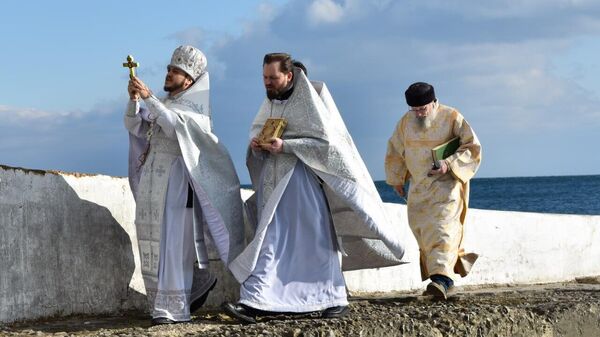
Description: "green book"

(431, 137), (460, 164)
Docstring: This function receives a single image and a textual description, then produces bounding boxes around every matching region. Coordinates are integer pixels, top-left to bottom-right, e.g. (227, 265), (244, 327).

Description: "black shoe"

(151, 317), (177, 325)
(321, 305), (349, 319)
(424, 281), (447, 300)
(222, 302), (257, 324)
(190, 278), (218, 314)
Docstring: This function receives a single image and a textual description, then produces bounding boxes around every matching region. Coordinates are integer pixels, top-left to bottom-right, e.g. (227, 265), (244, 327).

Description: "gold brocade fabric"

(257, 118), (287, 145)
(385, 104), (482, 280)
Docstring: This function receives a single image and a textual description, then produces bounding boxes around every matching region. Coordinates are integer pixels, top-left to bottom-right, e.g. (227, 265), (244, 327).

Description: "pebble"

(3, 285), (599, 336)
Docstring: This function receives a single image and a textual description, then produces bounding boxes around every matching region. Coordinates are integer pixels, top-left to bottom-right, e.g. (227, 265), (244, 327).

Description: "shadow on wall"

(0, 165), (146, 323)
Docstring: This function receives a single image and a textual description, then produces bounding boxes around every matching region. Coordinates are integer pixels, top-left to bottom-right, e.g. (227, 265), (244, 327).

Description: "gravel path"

(2, 283), (599, 337)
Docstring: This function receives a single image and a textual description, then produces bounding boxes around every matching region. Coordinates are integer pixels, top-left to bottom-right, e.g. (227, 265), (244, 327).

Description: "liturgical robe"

(125, 73), (244, 321)
(385, 103), (481, 281)
(231, 69), (406, 312)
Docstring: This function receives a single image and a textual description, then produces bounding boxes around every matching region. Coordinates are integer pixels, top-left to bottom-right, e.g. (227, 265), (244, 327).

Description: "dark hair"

(292, 60), (307, 76)
(167, 65), (195, 83)
(263, 53), (294, 74)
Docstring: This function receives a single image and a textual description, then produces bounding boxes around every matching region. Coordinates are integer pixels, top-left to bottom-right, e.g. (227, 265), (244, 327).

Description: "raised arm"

(123, 98), (149, 138)
(129, 77), (178, 138)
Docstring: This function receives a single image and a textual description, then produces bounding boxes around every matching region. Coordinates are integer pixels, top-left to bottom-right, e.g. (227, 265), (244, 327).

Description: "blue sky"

(1, 0), (599, 183)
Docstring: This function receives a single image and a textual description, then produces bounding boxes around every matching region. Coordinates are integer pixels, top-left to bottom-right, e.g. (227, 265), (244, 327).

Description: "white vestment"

(125, 73), (244, 321)
(232, 70), (406, 312)
(239, 131), (348, 312)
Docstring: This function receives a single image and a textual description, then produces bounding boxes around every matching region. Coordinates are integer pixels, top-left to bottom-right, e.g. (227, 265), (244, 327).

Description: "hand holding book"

(253, 118), (287, 154)
(262, 137), (284, 154)
(427, 160), (448, 177)
(428, 137), (459, 176)
(431, 137), (460, 169)
(257, 118), (287, 146)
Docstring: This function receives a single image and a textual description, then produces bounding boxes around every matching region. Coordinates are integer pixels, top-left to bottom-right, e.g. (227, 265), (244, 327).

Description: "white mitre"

(169, 45), (207, 80)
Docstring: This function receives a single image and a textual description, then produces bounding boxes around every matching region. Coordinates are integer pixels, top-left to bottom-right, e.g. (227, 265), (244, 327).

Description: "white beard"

(416, 102), (437, 130)
(417, 116), (432, 130)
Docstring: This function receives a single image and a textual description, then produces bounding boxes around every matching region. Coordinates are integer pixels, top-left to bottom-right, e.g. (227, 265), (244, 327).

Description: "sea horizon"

(376, 174), (600, 216)
(242, 174), (600, 216)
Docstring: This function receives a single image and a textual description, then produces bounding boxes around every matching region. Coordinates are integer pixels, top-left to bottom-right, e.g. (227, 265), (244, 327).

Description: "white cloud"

(169, 27), (206, 46)
(239, 2), (279, 36)
(307, 0), (345, 26)
(257, 2), (278, 22)
(417, 0), (600, 19)
(194, 0), (600, 179)
(168, 27), (231, 80)
(0, 97), (126, 126)
(5, 0), (600, 178)
(0, 105), (78, 124)
(0, 100), (129, 174)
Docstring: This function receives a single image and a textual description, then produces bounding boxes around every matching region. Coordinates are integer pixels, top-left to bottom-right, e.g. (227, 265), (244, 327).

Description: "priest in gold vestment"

(385, 82), (482, 300)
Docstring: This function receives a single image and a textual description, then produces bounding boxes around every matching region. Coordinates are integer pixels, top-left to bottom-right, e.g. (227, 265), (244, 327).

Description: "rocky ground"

(2, 282), (600, 337)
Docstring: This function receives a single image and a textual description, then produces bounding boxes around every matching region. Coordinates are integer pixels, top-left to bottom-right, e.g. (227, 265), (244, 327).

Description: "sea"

(376, 175), (600, 215)
(242, 175), (600, 215)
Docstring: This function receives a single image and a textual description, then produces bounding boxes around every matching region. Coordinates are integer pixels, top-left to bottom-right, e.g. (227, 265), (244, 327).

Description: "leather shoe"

(151, 317), (177, 325)
(222, 302), (257, 324)
(446, 285), (456, 297)
(424, 281), (447, 300)
(321, 305), (349, 319)
(190, 278), (218, 314)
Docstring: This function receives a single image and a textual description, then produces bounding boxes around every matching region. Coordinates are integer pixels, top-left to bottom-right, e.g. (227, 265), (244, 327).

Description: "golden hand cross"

(122, 55), (139, 79)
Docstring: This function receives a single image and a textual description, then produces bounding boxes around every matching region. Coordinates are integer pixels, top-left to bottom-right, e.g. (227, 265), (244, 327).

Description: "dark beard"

(266, 83), (294, 100)
(266, 89), (279, 100)
(164, 82), (184, 92)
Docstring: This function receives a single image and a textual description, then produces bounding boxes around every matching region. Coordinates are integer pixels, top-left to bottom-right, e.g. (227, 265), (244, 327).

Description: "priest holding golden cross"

(122, 46), (244, 325)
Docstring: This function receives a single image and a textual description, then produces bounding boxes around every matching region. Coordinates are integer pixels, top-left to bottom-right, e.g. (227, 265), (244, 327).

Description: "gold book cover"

(258, 118), (287, 145)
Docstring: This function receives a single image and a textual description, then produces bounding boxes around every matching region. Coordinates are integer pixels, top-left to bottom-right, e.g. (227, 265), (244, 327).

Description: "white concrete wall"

(0, 165), (143, 324)
(0, 165), (244, 324)
(1, 164), (599, 323)
(345, 204), (600, 293)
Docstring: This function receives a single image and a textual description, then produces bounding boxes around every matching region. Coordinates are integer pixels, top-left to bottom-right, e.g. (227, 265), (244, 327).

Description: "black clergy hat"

(405, 82), (436, 107)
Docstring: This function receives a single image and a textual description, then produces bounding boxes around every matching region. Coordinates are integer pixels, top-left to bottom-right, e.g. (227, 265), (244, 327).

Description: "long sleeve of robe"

(385, 117), (410, 187)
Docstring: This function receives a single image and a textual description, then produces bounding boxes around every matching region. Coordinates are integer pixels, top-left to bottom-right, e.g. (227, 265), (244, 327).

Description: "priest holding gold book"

(385, 82), (482, 300)
(224, 53), (406, 323)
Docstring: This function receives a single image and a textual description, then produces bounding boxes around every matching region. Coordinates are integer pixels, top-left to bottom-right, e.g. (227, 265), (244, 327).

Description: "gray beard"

(417, 116), (432, 130)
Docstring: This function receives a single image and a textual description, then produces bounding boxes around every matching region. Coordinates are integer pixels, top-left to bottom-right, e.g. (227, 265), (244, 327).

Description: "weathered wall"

(344, 203), (600, 293)
(1, 164), (599, 323)
(0, 166), (145, 324)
